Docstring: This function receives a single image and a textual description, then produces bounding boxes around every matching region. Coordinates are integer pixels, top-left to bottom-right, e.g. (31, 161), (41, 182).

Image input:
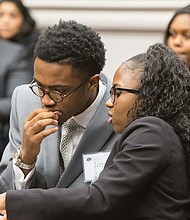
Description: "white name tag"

(83, 152), (110, 182)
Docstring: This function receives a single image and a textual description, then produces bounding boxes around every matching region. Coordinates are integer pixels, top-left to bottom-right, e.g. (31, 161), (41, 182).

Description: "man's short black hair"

(34, 20), (106, 77)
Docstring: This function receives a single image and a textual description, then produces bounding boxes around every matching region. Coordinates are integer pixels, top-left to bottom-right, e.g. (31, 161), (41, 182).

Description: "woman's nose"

(105, 97), (113, 108)
(173, 34), (183, 46)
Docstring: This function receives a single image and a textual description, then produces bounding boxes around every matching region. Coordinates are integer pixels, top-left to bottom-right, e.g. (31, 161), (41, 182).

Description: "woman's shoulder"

(123, 116), (179, 143)
(118, 116), (182, 158)
(131, 116), (172, 130)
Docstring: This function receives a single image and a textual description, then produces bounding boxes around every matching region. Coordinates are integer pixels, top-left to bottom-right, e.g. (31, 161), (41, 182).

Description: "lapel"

(38, 126), (61, 188)
(57, 86), (114, 188)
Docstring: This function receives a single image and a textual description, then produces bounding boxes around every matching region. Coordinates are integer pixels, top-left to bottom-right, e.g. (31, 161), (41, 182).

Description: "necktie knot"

(62, 118), (79, 136)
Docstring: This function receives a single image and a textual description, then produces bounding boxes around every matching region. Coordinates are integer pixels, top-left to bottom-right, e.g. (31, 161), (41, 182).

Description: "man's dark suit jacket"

(6, 117), (190, 220)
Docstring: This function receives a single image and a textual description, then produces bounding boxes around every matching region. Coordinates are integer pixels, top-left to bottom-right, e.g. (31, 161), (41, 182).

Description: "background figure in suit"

(0, 0), (40, 73)
(164, 4), (190, 68)
(0, 42), (189, 220)
(0, 20), (120, 190)
(0, 39), (32, 159)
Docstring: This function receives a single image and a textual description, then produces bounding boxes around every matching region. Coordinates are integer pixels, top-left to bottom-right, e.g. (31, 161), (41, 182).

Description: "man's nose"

(41, 93), (56, 106)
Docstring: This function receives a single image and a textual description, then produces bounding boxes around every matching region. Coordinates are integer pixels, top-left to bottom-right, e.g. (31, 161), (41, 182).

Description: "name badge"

(83, 152), (110, 182)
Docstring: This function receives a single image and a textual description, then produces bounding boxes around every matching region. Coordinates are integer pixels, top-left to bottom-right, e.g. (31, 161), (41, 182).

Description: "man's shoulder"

(100, 73), (111, 87)
(12, 84), (41, 106)
(13, 84), (32, 95)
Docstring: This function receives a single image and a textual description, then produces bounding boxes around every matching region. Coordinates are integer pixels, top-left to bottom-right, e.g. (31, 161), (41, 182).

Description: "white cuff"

(13, 163), (35, 189)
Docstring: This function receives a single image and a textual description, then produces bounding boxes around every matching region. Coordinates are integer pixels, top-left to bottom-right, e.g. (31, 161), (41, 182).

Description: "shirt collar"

(73, 80), (106, 128)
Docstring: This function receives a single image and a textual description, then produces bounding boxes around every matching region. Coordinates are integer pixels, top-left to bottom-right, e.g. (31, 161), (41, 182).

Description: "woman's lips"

(108, 117), (113, 124)
(107, 112), (113, 124)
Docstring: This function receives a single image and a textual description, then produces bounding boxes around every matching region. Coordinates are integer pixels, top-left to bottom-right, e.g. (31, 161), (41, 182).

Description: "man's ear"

(88, 74), (100, 91)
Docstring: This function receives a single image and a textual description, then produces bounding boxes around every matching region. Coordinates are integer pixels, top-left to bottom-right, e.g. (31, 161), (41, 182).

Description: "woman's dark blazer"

(6, 116), (190, 220)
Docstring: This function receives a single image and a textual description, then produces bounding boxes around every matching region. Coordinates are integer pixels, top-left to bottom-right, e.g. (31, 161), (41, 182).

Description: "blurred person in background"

(0, 0), (40, 73)
(164, 4), (190, 68)
(0, 39), (32, 160)
(0, 0), (39, 158)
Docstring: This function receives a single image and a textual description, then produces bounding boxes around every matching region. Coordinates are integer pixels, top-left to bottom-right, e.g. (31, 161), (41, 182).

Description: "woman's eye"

(116, 91), (121, 97)
(184, 33), (190, 39)
(169, 31), (176, 38)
